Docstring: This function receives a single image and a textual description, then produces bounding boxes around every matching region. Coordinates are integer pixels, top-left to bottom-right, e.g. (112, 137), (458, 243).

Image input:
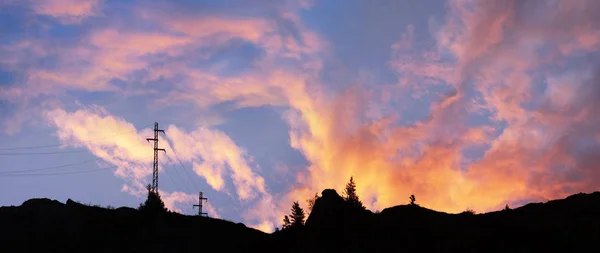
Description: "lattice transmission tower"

(146, 122), (165, 193)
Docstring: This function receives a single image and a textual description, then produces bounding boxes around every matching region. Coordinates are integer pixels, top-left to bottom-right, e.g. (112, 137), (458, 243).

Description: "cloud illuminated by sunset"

(1, 0), (599, 232)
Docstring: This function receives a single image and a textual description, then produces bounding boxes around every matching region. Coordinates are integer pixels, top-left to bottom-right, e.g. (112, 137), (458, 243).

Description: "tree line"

(277, 175), (518, 231)
(136, 175), (494, 231)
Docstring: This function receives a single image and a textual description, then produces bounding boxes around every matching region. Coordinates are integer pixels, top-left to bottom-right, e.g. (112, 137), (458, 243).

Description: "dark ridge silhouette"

(0, 198), (266, 252)
(2, 191), (600, 252)
(271, 189), (600, 252)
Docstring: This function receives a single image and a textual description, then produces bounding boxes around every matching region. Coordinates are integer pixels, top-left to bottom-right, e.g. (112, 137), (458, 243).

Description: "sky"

(1, 0), (600, 232)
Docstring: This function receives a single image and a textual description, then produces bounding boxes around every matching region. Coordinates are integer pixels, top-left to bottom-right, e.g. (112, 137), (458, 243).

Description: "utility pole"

(193, 192), (208, 217)
(146, 122), (165, 193)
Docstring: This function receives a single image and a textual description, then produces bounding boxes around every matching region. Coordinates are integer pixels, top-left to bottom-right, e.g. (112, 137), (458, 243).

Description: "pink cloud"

(272, 0), (600, 220)
(5, 0), (600, 233)
(32, 0), (102, 23)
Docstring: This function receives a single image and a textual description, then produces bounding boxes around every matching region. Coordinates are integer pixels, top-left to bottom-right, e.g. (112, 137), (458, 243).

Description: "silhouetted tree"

(463, 208), (476, 215)
(290, 201), (305, 227)
(138, 184), (167, 214)
(344, 176), (364, 210)
(282, 215), (291, 229)
(504, 204), (511, 211)
(306, 192), (319, 212)
(409, 194), (416, 205)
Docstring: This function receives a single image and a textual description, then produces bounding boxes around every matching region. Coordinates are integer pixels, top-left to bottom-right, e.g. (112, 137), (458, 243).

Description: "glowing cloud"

(2, 0), (600, 233)
(43, 105), (201, 213)
(32, 0), (102, 23)
(164, 125), (269, 201)
(275, 0), (600, 218)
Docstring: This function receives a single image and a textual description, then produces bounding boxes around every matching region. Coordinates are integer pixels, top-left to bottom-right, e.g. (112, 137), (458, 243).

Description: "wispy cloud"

(43, 105), (229, 215)
(44, 106), (153, 191)
(31, 0), (102, 24)
(2, 0), (600, 233)
(164, 125), (269, 201)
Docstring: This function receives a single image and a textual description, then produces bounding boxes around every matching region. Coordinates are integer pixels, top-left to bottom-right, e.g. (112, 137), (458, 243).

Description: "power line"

(171, 148), (200, 192)
(157, 161), (182, 192)
(0, 166), (117, 177)
(0, 158), (100, 175)
(0, 123), (153, 151)
(0, 150), (90, 156)
(163, 156), (193, 194)
(163, 137), (201, 193)
(0, 144), (66, 150)
(154, 161), (194, 216)
(0, 122), (156, 155)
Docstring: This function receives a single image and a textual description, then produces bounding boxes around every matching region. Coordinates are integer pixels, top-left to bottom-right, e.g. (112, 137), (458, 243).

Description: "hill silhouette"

(0, 198), (266, 252)
(2, 190), (599, 252)
(271, 189), (600, 252)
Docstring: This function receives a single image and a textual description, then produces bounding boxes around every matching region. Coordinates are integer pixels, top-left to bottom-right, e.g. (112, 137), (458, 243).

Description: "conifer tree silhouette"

(306, 192), (319, 212)
(282, 215), (291, 229)
(290, 201), (305, 227)
(344, 176), (364, 209)
(138, 184), (167, 213)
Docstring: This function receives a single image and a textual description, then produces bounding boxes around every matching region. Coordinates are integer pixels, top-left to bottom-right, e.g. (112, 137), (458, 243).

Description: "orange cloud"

(3, 0), (327, 113)
(156, 71), (289, 109)
(32, 29), (191, 92)
(7, 0), (600, 233)
(268, 0), (600, 222)
(0, 29), (189, 100)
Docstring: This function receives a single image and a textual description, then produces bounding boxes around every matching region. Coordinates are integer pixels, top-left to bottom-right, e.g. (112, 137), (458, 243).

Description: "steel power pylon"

(146, 122), (165, 193)
(193, 192), (208, 217)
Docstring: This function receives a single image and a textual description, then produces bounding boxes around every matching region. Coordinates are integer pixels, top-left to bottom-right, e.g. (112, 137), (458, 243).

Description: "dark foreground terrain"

(1, 190), (599, 252)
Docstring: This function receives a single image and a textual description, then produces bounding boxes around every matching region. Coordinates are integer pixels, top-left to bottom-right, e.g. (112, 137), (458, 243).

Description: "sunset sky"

(1, 0), (600, 232)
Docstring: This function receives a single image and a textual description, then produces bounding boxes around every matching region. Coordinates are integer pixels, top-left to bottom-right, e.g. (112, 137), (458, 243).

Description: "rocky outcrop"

(304, 189), (348, 229)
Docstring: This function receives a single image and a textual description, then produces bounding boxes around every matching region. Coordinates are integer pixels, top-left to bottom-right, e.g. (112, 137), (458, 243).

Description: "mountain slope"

(0, 198), (266, 253)
(1, 191), (599, 252)
(273, 190), (600, 253)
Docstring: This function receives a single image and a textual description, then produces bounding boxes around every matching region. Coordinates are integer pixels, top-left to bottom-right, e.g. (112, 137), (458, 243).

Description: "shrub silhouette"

(504, 204), (511, 211)
(462, 208), (476, 215)
(344, 176), (364, 210)
(138, 184), (167, 214)
(409, 194), (416, 205)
